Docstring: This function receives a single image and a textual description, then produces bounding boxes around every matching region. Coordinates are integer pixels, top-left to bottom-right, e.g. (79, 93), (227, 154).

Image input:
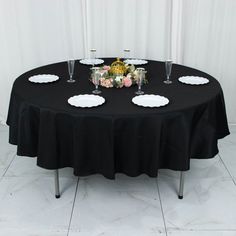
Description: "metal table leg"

(54, 169), (60, 198)
(178, 171), (184, 199)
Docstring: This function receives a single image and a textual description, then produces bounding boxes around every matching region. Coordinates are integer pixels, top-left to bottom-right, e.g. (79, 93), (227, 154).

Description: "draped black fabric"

(7, 59), (230, 179)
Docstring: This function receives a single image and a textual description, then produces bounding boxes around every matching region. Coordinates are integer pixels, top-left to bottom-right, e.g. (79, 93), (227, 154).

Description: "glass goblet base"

(164, 80), (172, 84)
(92, 89), (101, 94)
(67, 79), (75, 83)
(135, 90), (144, 95)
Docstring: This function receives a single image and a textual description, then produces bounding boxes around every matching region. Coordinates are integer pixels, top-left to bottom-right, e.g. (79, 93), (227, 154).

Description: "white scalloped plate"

(79, 58), (104, 65)
(178, 76), (209, 85)
(124, 59), (148, 65)
(28, 74), (59, 83)
(132, 94), (169, 108)
(68, 94), (105, 108)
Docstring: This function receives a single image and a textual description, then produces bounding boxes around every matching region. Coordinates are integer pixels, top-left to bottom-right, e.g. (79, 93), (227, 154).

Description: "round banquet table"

(7, 58), (230, 179)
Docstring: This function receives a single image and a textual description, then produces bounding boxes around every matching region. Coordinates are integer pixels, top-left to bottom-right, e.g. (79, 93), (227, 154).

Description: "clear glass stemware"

(164, 60), (173, 84)
(90, 49), (96, 66)
(67, 59), (75, 83)
(123, 49), (130, 60)
(135, 69), (146, 95)
(91, 67), (101, 94)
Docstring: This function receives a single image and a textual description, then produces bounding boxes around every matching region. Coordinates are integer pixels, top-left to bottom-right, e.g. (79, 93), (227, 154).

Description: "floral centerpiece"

(90, 58), (147, 88)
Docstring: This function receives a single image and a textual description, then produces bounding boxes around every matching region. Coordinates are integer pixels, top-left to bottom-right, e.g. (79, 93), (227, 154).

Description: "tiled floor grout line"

(218, 153), (236, 186)
(66, 177), (80, 236)
(155, 178), (168, 236)
(2, 153), (16, 177)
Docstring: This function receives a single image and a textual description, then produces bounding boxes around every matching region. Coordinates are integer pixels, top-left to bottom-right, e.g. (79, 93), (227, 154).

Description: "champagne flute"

(164, 60), (173, 84)
(135, 69), (146, 95)
(90, 49), (96, 66)
(124, 49), (130, 61)
(91, 67), (101, 94)
(67, 59), (75, 83)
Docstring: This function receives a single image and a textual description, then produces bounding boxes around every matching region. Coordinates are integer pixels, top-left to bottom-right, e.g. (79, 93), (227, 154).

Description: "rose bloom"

(103, 65), (110, 71)
(123, 77), (132, 87)
(115, 76), (123, 83)
(100, 78), (113, 88)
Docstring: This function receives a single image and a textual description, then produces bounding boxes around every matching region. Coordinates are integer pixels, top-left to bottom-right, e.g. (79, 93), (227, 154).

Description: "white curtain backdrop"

(0, 0), (235, 123)
(180, 0), (236, 124)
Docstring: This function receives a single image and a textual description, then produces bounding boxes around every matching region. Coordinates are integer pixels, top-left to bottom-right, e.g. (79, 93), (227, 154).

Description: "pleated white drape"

(180, 0), (236, 123)
(0, 0), (236, 123)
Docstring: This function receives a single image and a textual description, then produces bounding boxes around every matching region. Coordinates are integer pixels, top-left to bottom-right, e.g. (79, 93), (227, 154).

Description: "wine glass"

(135, 69), (146, 95)
(67, 59), (75, 83)
(91, 67), (101, 94)
(164, 60), (173, 84)
(90, 49), (96, 66)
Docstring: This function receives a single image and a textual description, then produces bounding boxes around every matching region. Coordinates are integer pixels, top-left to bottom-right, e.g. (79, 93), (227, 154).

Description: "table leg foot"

(178, 171), (184, 200)
(54, 169), (60, 199)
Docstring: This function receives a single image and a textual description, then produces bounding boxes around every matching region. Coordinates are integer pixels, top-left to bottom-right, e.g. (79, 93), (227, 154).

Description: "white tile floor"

(0, 124), (236, 236)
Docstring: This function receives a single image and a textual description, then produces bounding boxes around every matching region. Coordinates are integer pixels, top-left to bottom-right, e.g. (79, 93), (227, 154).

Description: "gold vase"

(109, 58), (127, 76)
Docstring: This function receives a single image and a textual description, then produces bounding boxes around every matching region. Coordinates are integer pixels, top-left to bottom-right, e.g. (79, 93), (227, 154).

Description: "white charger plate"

(124, 59), (148, 65)
(68, 94), (105, 108)
(178, 76), (209, 85)
(28, 74), (59, 83)
(132, 94), (169, 108)
(79, 58), (104, 65)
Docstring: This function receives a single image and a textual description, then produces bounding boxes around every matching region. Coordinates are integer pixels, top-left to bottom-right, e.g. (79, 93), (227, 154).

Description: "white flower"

(115, 76), (123, 82)
(129, 64), (135, 72)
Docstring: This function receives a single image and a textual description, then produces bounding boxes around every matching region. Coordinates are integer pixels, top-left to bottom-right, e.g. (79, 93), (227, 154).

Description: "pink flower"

(103, 65), (111, 71)
(100, 77), (113, 88)
(123, 77), (132, 87)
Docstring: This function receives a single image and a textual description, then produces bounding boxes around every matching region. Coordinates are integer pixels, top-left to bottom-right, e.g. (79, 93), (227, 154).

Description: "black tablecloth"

(7, 58), (230, 178)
